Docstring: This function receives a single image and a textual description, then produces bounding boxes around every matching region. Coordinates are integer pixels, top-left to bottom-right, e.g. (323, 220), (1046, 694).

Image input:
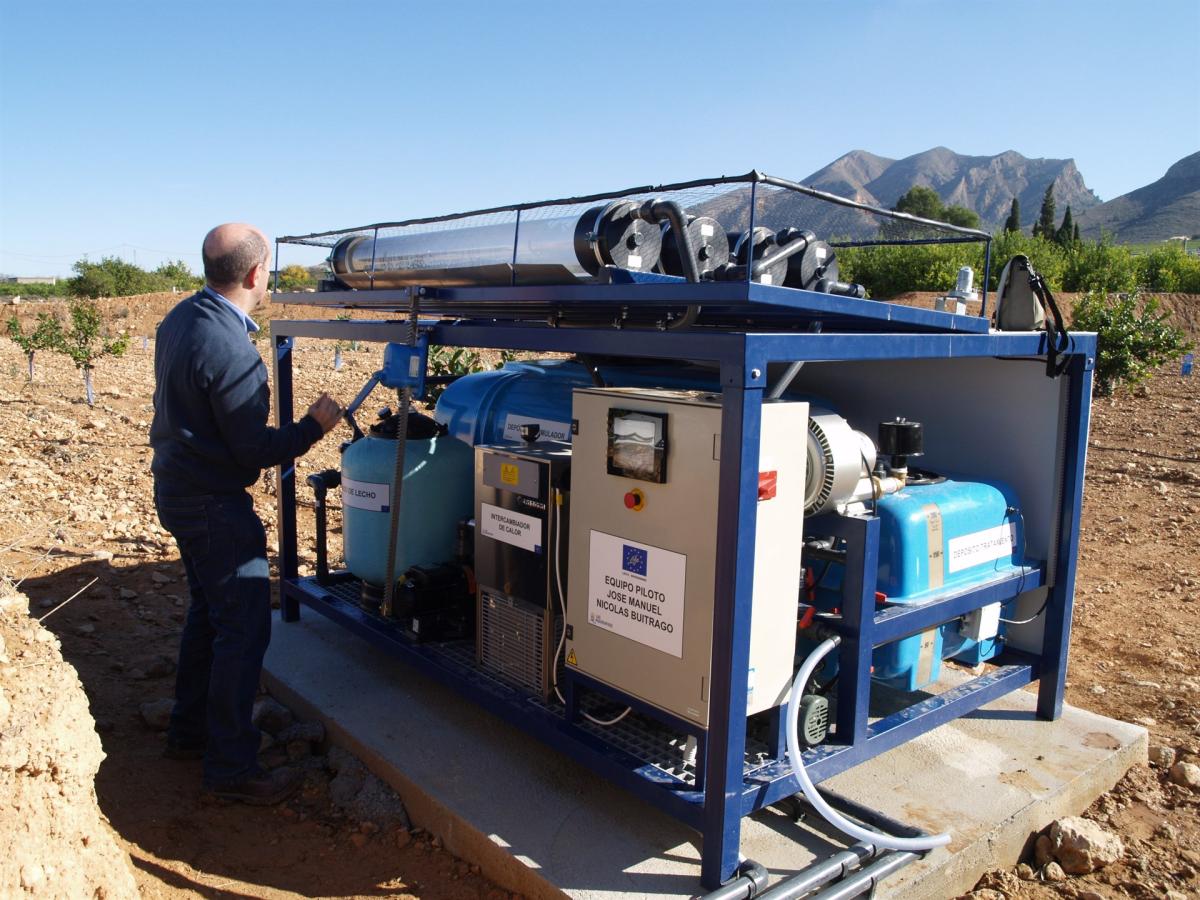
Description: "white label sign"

(502, 414), (572, 443)
(480, 502), (542, 553)
(947, 523), (1016, 573)
(587, 531), (686, 658)
(342, 477), (390, 512)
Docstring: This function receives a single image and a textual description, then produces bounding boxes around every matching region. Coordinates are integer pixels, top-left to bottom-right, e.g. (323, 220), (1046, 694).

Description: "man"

(150, 223), (341, 804)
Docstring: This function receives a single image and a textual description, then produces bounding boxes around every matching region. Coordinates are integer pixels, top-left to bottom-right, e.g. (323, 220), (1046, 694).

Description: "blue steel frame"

(270, 286), (1095, 890)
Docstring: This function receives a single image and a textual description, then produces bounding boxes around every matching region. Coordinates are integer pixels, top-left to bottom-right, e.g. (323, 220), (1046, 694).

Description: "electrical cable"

(551, 488), (631, 727)
(999, 510), (1046, 624)
(786, 637), (952, 853)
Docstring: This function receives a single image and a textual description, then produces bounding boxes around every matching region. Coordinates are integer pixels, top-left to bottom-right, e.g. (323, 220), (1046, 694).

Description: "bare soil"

(0, 292), (1196, 899)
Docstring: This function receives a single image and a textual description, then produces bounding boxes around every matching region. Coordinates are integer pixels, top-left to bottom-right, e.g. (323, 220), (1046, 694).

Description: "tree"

(1003, 198), (1021, 233)
(1073, 223), (1080, 244)
(277, 264), (316, 291)
(942, 205), (981, 229)
(892, 186), (944, 220)
(6, 311), (62, 381)
(1032, 184), (1056, 239)
(154, 259), (202, 292)
(53, 298), (130, 405)
(1055, 206), (1075, 248)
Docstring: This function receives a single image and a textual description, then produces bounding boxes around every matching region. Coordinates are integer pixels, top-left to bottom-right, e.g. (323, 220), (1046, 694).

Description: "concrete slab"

(264, 612), (1146, 900)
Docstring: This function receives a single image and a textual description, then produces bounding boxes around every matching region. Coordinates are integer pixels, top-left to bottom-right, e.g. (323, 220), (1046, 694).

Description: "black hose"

(693, 859), (770, 900)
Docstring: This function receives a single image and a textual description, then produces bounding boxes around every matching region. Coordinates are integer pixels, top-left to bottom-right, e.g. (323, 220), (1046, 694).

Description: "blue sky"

(1, 0), (1197, 277)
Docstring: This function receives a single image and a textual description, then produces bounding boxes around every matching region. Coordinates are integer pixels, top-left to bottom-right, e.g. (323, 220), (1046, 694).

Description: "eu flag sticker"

(622, 544), (648, 576)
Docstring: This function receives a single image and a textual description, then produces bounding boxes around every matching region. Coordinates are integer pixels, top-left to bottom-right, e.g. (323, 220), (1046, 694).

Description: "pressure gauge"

(606, 409), (668, 483)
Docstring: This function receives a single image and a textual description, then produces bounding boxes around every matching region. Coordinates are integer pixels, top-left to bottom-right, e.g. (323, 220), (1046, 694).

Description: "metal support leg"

(272, 333), (301, 622)
(1038, 353), (1093, 720)
(834, 516), (878, 746)
(700, 357), (764, 889)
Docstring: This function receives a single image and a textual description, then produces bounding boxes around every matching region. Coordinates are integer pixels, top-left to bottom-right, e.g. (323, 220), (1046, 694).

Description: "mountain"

(1075, 152), (1200, 242)
(800, 147), (1101, 232)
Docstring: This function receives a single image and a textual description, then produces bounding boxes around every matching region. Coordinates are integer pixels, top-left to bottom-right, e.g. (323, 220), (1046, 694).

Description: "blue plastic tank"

(809, 476), (1024, 691)
(341, 412), (474, 587)
(434, 358), (718, 446)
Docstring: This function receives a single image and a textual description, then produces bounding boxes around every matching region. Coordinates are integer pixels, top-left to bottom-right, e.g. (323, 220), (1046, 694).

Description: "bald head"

(202, 223), (269, 291)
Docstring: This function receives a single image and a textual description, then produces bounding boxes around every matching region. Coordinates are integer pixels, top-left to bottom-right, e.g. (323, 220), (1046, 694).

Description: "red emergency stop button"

(624, 489), (645, 511)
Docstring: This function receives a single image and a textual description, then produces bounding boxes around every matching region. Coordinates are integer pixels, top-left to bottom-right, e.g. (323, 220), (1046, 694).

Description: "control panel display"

(606, 409), (668, 483)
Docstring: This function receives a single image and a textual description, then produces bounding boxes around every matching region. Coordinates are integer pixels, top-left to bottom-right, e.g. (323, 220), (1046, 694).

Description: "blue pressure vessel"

(434, 358), (718, 446)
(340, 412), (474, 587)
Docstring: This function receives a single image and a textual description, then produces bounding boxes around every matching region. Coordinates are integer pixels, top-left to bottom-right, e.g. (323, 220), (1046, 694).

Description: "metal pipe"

(753, 843), (882, 900)
(802, 851), (919, 900)
(306, 472), (332, 586)
(381, 302), (420, 618)
(767, 361), (804, 400)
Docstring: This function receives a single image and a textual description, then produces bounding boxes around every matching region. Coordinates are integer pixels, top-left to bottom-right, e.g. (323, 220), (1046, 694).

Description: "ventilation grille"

(479, 590), (546, 695)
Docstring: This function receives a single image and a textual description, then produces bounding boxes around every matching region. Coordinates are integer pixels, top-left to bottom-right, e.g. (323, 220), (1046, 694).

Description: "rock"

(1015, 862), (1036, 880)
(1041, 861), (1067, 882)
(259, 732), (275, 751)
(350, 832), (368, 848)
(251, 697), (293, 735)
(329, 763), (366, 807)
(0, 686), (10, 728)
(277, 720), (324, 745)
(151, 572), (171, 584)
(144, 655), (175, 678)
(976, 869), (1020, 894)
(1049, 817), (1124, 874)
(1034, 833), (1054, 867)
(139, 698), (174, 731)
(91, 550), (113, 561)
(396, 829), (412, 849)
(20, 863), (45, 890)
(128, 668), (147, 681)
(118, 588), (137, 600)
(1149, 745), (1177, 768)
(75, 623), (96, 636)
(1077, 893), (1105, 900)
(1168, 761), (1200, 790)
(286, 740), (310, 762)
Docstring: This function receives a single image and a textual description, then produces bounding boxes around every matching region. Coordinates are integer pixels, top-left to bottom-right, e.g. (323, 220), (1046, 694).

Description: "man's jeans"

(154, 487), (271, 786)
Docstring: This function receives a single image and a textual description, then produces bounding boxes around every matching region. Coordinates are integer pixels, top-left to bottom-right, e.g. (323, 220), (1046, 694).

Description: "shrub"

(425, 345), (486, 403)
(1061, 239), (1138, 294)
(1135, 245), (1200, 293)
(1071, 291), (1192, 396)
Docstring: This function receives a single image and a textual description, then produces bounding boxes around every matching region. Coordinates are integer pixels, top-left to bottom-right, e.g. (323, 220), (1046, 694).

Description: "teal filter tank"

(340, 411), (474, 588)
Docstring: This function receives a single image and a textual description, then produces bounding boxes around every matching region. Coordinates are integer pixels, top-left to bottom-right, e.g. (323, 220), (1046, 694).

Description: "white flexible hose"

(786, 637), (952, 852)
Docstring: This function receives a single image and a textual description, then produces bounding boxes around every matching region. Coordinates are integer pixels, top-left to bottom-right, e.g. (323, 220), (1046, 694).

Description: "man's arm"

(208, 352), (337, 471)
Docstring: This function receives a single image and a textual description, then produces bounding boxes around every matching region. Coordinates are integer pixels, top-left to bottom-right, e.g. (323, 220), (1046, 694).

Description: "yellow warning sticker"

(500, 463), (519, 485)
(566, 648), (578, 666)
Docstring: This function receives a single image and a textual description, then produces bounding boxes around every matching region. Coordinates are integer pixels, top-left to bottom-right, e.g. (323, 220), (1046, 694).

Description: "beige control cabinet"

(565, 388), (807, 727)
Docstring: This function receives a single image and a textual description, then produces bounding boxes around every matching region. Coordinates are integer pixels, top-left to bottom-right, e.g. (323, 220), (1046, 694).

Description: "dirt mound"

(0, 583), (138, 898)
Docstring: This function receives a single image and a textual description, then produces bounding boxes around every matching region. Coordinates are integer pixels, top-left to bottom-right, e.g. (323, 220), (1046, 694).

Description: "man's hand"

(306, 393), (342, 434)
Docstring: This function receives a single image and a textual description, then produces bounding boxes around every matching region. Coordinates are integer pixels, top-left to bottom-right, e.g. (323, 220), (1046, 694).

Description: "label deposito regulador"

(587, 531), (686, 658)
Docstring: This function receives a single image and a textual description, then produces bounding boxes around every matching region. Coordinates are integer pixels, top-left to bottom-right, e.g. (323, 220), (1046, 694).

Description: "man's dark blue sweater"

(150, 289), (323, 495)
